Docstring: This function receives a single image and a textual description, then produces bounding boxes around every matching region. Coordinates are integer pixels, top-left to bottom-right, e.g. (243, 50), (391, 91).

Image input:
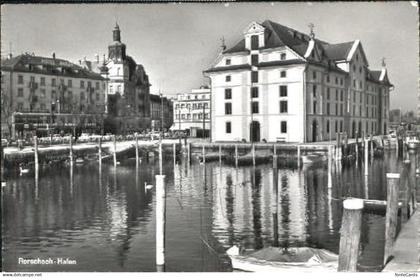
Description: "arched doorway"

(250, 121), (260, 142)
(312, 120), (317, 142)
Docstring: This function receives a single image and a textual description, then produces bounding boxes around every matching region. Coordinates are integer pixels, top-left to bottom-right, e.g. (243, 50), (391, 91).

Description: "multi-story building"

(1, 53), (106, 139)
(204, 20), (393, 143)
(171, 86), (211, 137)
(81, 23), (152, 134)
(150, 94), (174, 131)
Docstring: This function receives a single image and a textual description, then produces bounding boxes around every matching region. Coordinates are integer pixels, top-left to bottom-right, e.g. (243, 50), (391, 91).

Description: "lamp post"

(202, 103), (206, 138)
(160, 92), (164, 136)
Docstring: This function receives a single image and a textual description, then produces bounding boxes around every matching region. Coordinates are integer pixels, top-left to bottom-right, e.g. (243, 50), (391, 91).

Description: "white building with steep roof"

(204, 20), (393, 143)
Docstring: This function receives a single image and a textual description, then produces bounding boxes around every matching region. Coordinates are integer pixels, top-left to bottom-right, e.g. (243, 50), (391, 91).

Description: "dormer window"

(280, 53), (286, 60)
(225, 59), (231, 66)
(226, 75), (231, 82)
(251, 35), (259, 50)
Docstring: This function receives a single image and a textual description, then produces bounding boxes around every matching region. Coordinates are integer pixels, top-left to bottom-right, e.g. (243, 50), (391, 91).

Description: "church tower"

(108, 23), (126, 62)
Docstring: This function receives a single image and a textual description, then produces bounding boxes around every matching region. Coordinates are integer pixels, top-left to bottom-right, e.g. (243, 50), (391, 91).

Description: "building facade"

(150, 94), (174, 131)
(1, 53), (106, 139)
(82, 24), (152, 134)
(171, 86), (211, 137)
(204, 20), (393, 143)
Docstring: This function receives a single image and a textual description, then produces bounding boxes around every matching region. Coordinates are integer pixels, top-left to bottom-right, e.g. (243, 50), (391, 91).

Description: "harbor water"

(1, 149), (417, 272)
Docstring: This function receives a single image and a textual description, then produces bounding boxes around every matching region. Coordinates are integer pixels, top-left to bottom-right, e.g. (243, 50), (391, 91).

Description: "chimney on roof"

(7, 53), (12, 59)
(381, 57), (386, 68)
(95, 54), (99, 63)
(52, 52), (56, 59)
(220, 37), (226, 51)
(308, 23), (315, 39)
(79, 60), (81, 65)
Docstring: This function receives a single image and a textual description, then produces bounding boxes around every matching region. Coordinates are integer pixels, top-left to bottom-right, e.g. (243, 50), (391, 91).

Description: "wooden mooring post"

(155, 174), (166, 267)
(187, 143), (191, 164)
(384, 173), (400, 265)
(34, 136), (39, 175)
(135, 134), (139, 168)
(69, 136), (74, 167)
(252, 143), (255, 166)
(355, 131), (359, 161)
(235, 144), (238, 167)
(218, 144), (222, 164)
(297, 145), (301, 168)
(336, 133), (341, 160)
(273, 144), (277, 168)
(202, 145), (206, 164)
(113, 135), (117, 168)
(173, 143), (176, 165)
(98, 137), (102, 168)
(364, 137), (369, 176)
(338, 198), (364, 272)
(328, 145), (333, 188)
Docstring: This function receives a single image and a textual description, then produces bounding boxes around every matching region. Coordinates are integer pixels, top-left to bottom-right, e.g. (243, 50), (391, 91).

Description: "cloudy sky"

(1, 2), (418, 112)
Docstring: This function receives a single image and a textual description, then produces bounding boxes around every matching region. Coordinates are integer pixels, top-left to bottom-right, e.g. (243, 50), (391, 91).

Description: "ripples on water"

(1, 150), (417, 272)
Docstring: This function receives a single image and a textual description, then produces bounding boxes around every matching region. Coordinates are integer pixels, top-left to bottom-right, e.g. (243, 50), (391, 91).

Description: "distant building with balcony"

(149, 94), (173, 131)
(1, 53), (106, 139)
(171, 86), (211, 137)
(81, 23), (152, 134)
(204, 20), (393, 143)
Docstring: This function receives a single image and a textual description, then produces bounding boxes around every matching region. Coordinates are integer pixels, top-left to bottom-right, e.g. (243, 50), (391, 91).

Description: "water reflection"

(2, 150), (415, 272)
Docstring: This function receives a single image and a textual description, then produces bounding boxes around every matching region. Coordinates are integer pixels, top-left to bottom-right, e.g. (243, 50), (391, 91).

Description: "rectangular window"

(51, 90), (56, 100)
(17, 88), (24, 97)
(313, 101), (317, 114)
(327, 103), (330, 115)
(251, 54), (259, 66)
(313, 85), (317, 98)
(312, 71), (317, 80)
(280, 121), (287, 133)
(30, 76), (35, 82)
(251, 35), (259, 50)
(279, 85), (287, 97)
(225, 75), (231, 82)
(280, 70), (287, 78)
(225, 88), (232, 99)
(80, 80), (85, 88)
(280, 100), (288, 113)
(280, 53), (286, 60)
(96, 82), (100, 89)
(340, 121), (343, 132)
(40, 89), (46, 97)
(51, 78), (56, 87)
(96, 93), (100, 101)
(226, 59), (231, 65)
(251, 71), (258, 83)
(327, 88), (330, 100)
(40, 77), (45, 86)
(335, 77), (338, 84)
(326, 75), (330, 83)
(18, 75), (24, 84)
(68, 79), (72, 88)
(40, 103), (46, 111)
(340, 90), (344, 101)
(340, 104), (343, 115)
(226, 122), (231, 133)
(87, 81), (91, 88)
(335, 90), (338, 100)
(225, 103), (232, 115)
(335, 103), (338, 115)
(17, 102), (23, 111)
(251, 87), (258, 98)
(335, 121), (338, 133)
(251, 102), (259, 114)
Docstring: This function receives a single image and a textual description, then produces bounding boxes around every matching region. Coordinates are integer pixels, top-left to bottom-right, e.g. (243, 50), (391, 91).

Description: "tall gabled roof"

(323, 41), (355, 61)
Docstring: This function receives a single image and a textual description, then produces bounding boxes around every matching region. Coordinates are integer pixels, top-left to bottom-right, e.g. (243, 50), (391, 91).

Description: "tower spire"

(113, 23), (121, 42)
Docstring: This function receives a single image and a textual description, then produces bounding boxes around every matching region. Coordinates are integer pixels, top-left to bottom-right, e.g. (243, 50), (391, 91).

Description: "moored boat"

(227, 246), (338, 272)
